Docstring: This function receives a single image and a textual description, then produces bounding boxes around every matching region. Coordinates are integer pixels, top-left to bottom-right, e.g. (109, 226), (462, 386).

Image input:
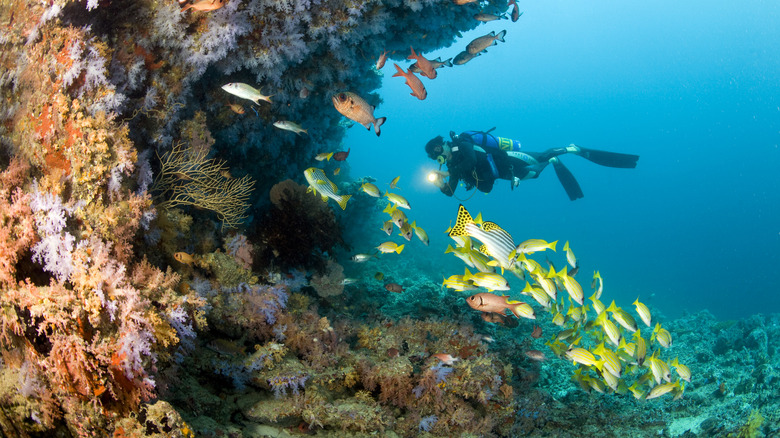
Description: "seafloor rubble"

(0, 0), (778, 437)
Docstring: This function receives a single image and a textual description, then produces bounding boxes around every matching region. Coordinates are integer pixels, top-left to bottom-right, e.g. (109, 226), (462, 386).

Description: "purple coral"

(268, 373), (308, 398)
(419, 415), (438, 432)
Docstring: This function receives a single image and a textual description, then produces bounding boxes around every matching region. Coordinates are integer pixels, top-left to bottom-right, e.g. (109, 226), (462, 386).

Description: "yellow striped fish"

(449, 205), (516, 271)
(670, 357), (691, 382)
(652, 322), (673, 348)
(633, 297), (652, 328)
(304, 167), (351, 210)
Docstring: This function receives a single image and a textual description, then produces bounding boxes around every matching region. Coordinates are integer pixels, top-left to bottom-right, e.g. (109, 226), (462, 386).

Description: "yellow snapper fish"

(303, 167), (351, 210)
(384, 191), (410, 209)
(652, 322), (673, 348)
(383, 203), (407, 228)
(563, 240), (577, 268)
(670, 357), (691, 382)
(389, 175), (401, 189)
(376, 241), (404, 254)
(521, 282), (551, 309)
(512, 239), (558, 256)
(315, 152), (334, 161)
(449, 204), (516, 272)
(593, 343), (622, 378)
(398, 222), (413, 241)
(589, 292), (606, 315)
(381, 220), (394, 236)
(592, 270), (604, 299)
(606, 300), (638, 332)
(646, 350), (672, 385)
(596, 311), (622, 347)
(273, 120), (307, 135)
(462, 268), (509, 291)
(221, 83), (273, 105)
(411, 221), (429, 246)
(360, 182), (381, 197)
(632, 329), (648, 366)
(565, 346), (599, 368)
(633, 297), (652, 328)
(332, 92), (387, 137)
(549, 265), (583, 305)
(446, 244), (475, 268)
(442, 274), (477, 291)
(645, 381), (681, 400)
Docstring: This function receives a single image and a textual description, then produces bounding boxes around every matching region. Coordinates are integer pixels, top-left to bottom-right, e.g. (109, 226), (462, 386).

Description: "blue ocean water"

(344, 0), (780, 321)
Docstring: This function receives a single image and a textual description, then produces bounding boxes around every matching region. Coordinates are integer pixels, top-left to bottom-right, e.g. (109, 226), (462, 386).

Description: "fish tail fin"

(449, 204), (473, 237)
(383, 202), (396, 214)
(336, 194), (351, 210)
(374, 117), (386, 137)
(392, 63), (405, 78)
(180, 3), (193, 12)
(443, 58), (453, 67)
(445, 244), (455, 254)
(496, 29), (507, 42)
(395, 244), (405, 254)
(408, 46), (417, 60)
(326, 152), (334, 161)
(301, 129), (308, 136)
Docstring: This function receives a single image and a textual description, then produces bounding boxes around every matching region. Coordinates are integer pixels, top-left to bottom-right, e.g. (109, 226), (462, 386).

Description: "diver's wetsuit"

(440, 134), (569, 196)
(438, 130), (639, 200)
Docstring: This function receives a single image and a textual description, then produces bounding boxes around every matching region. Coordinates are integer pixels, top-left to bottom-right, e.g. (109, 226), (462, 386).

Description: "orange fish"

(385, 282), (404, 293)
(392, 64), (427, 100)
(181, 0), (225, 12)
(332, 92), (387, 136)
(466, 292), (536, 319)
(407, 47), (436, 79)
(431, 353), (459, 365)
(227, 103), (244, 114)
(174, 252), (195, 265)
(376, 50), (389, 70)
(530, 324), (543, 339)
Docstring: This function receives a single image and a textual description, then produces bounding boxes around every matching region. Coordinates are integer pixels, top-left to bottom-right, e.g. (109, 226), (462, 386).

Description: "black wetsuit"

(439, 135), (569, 196)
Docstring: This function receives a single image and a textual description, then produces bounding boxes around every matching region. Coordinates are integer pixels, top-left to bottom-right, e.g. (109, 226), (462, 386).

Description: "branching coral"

(152, 141), (255, 230)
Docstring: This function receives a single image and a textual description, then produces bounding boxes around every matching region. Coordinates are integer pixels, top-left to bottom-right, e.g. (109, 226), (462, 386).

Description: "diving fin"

(551, 158), (584, 201)
(573, 146), (639, 169)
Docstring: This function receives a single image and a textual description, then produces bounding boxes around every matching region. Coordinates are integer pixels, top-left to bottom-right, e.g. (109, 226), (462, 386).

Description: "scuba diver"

(425, 129), (639, 200)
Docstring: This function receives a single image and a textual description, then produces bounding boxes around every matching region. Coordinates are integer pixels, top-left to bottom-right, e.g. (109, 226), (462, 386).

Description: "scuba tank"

(451, 128), (522, 179)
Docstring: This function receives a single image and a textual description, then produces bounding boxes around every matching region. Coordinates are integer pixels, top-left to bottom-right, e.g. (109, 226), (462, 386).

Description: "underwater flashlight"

(427, 172), (438, 183)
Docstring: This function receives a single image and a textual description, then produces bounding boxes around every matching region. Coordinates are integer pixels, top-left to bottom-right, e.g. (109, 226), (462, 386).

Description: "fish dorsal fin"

(449, 204), (473, 237)
(482, 221), (506, 234)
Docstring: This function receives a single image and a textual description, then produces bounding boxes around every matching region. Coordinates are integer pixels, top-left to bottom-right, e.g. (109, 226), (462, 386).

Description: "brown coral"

(255, 179), (346, 271)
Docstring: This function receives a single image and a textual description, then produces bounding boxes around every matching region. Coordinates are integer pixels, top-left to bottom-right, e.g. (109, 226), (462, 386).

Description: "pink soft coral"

(0, 158), (35, 287)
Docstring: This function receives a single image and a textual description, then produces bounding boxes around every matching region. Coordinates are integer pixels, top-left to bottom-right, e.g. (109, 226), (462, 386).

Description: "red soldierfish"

(332, 92), (387, 136)
(392, 64), (427, 100)
(333, 148), (350, 161)
(181, 0), (226, 13)
(466, 292), (536, 319)
(376, 50), (389, 70)
(408, 47), (436, 79)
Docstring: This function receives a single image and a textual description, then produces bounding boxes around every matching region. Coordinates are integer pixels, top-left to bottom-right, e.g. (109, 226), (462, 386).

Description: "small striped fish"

(304, 167), (351, 210)
(449, 204), (515, 271)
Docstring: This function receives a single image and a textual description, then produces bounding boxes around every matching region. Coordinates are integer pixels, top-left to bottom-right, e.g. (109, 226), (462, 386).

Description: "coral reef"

(2, 0), (778, 436)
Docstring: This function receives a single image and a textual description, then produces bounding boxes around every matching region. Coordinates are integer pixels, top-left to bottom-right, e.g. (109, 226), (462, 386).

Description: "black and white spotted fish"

(448, 204), (515, 272)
